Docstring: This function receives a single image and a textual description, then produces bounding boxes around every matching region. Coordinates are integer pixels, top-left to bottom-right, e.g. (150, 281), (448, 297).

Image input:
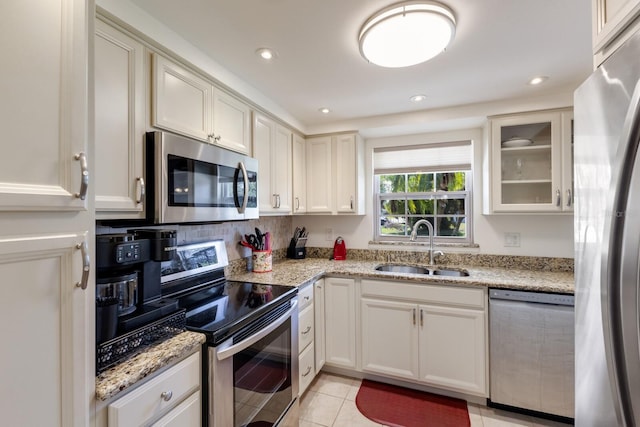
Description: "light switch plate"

(504, 232), (521, 247)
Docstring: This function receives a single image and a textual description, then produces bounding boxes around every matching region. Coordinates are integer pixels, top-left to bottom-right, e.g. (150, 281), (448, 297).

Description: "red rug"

(355, 379), (470, 427)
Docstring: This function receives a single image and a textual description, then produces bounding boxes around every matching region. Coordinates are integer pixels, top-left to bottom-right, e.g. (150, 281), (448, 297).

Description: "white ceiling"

(126, 0), (593, 136)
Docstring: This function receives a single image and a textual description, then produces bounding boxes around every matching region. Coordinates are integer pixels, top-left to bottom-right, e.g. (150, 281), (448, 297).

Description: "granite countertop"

(95, 331), (206, 402)
(228, 258), (575, 294)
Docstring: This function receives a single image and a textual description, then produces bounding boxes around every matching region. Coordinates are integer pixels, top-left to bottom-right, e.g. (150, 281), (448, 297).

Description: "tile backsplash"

(97, 216), (293, 262)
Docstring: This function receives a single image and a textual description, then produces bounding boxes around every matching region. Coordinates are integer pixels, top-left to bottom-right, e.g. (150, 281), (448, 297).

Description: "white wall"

(293, 127), (574, 258)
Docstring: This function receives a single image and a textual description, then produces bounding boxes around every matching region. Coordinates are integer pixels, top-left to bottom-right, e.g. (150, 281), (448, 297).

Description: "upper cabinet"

(253, 112), (293, 215)
(95, 19), (146, 219)
(306, 133), (365, 215)
(484, 108), (573, 214)
(292, 134), (307, 214)
(593, 0), (640, 65)
(152, 54), (251, 154)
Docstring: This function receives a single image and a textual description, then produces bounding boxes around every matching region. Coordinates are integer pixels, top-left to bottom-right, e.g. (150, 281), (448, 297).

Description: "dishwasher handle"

(489, 288), (574, 306)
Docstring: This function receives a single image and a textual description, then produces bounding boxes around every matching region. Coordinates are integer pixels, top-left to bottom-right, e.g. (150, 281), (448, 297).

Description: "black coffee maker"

(95, 229), (178, 344)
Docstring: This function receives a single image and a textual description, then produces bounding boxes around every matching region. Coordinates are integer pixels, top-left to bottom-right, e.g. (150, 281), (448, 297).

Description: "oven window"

(233, 320), (292, 427)
(167, 154), (256, 208)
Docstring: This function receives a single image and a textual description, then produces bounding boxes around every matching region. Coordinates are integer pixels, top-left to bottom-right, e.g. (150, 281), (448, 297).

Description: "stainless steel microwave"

(146, 131), (258, 224)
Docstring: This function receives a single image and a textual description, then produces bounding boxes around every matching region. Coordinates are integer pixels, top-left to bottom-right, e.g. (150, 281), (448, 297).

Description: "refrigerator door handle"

(602, 78), (640, 426)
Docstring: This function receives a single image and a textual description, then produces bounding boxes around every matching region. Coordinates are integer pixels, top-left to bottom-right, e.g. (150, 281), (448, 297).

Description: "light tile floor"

(300, 373), (572, 427)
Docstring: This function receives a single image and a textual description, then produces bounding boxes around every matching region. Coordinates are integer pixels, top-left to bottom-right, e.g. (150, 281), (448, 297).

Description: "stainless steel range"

(163, 240), (299, 427)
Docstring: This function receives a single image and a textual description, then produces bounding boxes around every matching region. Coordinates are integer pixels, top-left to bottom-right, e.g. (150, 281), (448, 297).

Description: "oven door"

(208, 298), (299, 427)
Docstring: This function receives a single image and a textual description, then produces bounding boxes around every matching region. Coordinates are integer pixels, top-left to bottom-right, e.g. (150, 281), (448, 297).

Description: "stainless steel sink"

(431, 268), (470, 277)
(375, 264), (430, 275)
(375, 264), (469, 277)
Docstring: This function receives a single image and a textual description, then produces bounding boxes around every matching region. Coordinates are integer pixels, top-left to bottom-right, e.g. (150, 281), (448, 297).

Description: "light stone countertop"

(228, 257), (575, 294)
(95, 331), (205, 402)
(96, 256), (573, 403)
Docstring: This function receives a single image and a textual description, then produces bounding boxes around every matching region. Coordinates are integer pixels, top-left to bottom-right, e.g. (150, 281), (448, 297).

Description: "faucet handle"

(433, 250), (444, 260)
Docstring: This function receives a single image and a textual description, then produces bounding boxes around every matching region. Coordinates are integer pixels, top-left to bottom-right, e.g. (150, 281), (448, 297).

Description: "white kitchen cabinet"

(0, 2), (94, 426)
(252, 112), (292, 215)
(593, 0), (640, 65)
(360, 279), (488, 396)
(152, 54), (251, 154)
(292, 133), (307, 214)
(314, 279), (326, 374)
(212, 88), (252, 154)
(95, 18), (146, 219)
(306, 133), (365, 215)
(485, 108), (573, 214)
(108, 352), (201, 427)
(324, 277), (357, 369)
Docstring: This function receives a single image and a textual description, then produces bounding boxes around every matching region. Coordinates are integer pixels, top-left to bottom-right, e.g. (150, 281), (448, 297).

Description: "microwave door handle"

(237, 161), (249, 214)
(216, 299), (298, 361)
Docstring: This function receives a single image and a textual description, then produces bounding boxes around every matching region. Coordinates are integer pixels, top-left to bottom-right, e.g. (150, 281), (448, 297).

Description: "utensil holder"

(252, 250), (273, 273)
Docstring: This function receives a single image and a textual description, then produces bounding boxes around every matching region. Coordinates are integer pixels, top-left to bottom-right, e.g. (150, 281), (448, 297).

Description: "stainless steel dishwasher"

(489, 289), (574, 420)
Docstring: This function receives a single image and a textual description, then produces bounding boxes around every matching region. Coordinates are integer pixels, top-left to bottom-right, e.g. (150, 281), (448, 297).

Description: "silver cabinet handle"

(556, 189), (561, 207)
(350, 196), (354, 210)
(304, 295), (310, 301)
(74, 152), (89, 200)
(301, 325), (312, 335)
(302, 366), (312, 377)
(412, 308), (416, 325)
(75, 240), (90, 290)
(277, 194), (281, 208)
(566, 188), (572, 207)
(272, 194), (278, 208)
(420, 309), (424, 327)
(295, 197), (300, 210)
(214, 135), (221, 142)
(161, 391), (173, 402)
(135, 177), (145, 205)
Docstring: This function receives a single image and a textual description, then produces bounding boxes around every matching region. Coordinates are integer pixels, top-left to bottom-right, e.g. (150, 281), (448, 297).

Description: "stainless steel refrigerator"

(574, 29), (640, 426)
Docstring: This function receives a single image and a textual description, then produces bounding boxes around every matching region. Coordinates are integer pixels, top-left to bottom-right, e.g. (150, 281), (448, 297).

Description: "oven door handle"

(216, 299), (298, 361)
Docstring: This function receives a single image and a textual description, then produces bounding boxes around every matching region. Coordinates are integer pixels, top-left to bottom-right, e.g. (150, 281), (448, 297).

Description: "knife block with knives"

(287, 226), (307, 259)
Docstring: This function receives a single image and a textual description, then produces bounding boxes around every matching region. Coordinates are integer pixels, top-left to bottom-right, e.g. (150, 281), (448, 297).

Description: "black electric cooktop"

(177, 281), (297, 345)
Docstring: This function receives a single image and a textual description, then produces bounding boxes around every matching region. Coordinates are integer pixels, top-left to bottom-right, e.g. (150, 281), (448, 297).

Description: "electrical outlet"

(325, 228), (333, 241)
(504, 232), (521, 247)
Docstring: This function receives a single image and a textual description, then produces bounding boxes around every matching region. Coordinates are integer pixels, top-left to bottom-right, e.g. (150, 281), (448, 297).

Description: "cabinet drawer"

(361, 279), (486, 309)
(299, 342), (316, 396)
(151, 391), (201, 427)
(108, 352), (201, 427)
(299, 283), (314, 310)
(299, 303), (314, 352)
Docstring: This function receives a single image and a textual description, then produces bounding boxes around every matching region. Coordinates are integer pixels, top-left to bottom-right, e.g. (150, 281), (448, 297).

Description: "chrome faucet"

(410, 219), (441, 265)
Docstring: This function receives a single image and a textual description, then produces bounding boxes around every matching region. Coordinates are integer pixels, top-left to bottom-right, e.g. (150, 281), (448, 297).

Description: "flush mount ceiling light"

(410, 94), (427, 102)
(318, 107), (331, 114)
(358, 1), (456, 68)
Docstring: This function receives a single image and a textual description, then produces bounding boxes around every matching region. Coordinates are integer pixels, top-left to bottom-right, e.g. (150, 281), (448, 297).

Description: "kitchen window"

(373, 141), (473, 243)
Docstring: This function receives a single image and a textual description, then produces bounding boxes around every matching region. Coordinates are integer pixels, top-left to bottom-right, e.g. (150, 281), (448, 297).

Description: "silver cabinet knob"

(161, 391), (173, 402)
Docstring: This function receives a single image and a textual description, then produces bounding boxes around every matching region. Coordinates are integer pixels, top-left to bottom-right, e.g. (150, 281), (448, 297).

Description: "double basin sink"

(375, 264), (469, 277)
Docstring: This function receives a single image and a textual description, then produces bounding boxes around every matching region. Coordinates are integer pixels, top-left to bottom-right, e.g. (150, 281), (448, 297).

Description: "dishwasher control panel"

(489, 289), (574, 306)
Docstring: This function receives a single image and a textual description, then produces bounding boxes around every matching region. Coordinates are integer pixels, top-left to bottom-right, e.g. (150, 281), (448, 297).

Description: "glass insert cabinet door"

(488, 109), (573, 213)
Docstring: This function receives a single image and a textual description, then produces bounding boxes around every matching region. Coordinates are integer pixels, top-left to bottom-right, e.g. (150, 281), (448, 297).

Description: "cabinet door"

(299, 303), (315, 352)
(593, 0), (640, 56)
(335, 134), (358, 213)
(274, 125), (293, 213)
(361, 299), (419, 379)
(0, 0), (89, 211)
(212, 88), (251, 154)
(314, 279), (326, 374)
(0, 232), (92, 426)
(324, 278), (356, 368)
(152, 54), (211, 142)
(95, 20), (145, 219)
(306, 136), (333, 213)
(299, 343), (316, 396)
(253, 113), (277, 213)
(292, 134), (307, 213)
(419, 305), (487, 396)
(490, 112), (563, 212)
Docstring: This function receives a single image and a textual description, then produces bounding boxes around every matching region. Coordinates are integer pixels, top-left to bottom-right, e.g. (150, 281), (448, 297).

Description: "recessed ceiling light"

(358, 1), (456, 68)
(528, 76), (549, 85)
(410, 94), (427, 102)
(319, 108), (331, 114)
(256, 48), (277, 60)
